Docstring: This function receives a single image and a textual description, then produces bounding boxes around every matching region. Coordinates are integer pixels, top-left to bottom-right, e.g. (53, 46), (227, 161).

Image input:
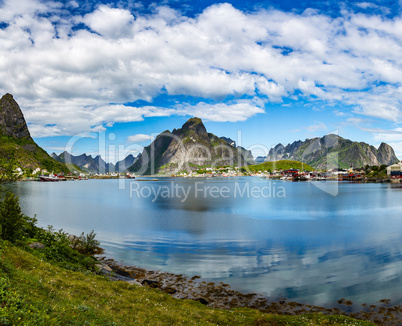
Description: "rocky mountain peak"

(177, 117), (207, 136)
(0, 93), (32, 139)
(377, 142), (399, 165)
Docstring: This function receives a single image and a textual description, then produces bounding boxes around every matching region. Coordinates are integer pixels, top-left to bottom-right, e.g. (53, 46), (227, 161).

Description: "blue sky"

(1, 0), (402, 162)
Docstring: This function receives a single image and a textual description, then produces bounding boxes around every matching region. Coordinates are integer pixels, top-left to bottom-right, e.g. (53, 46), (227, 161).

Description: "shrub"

(77, 230), (103, 256)
(0, 190), (102, 272)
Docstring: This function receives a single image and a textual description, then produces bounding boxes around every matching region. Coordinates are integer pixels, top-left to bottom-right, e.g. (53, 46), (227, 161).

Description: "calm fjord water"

(11, 178), (402, 306)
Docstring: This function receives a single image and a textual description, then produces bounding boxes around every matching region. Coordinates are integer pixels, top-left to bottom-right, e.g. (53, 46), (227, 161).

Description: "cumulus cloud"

(82, 5), (134, 38)
(1, 1), (402, 136)
(24, 102), (173, 137)
(174, 101), (265, 122)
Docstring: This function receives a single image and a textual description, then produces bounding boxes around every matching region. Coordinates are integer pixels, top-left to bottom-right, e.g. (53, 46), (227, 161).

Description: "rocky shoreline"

(97, 257), (401, 325)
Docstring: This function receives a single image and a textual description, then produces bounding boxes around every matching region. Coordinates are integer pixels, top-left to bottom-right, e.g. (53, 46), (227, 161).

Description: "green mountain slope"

(0, 94), (68, 173)
(247, 160), (313, 172)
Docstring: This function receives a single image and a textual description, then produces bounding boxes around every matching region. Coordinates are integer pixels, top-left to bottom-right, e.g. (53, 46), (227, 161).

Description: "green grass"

(0, 243), (374, 326)
(246, 160), (314, 173)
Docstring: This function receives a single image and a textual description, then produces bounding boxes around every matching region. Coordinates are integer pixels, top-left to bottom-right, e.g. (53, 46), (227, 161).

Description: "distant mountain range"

(0, 94), (69, 172)
(255, 156), (266, 163)
(50, 132), (402, 173)
(129, 117), (249, 175)
(261, 134), (398, 169)
(219, 137), (255, 165)
(128, 118), (399, 173)
(1, 93), (398, 174)
(51, 152), (136, 174)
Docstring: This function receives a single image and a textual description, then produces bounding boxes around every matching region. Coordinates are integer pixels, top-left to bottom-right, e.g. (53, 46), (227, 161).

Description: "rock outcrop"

(0, 93), (32, 140)
(377, 142), (398, 166)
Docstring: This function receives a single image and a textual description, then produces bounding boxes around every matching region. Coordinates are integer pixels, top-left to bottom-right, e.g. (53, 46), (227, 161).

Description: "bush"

(77, 230), (103, 256)
(0, 190), (102, 272)
(30, 226), (99, 271)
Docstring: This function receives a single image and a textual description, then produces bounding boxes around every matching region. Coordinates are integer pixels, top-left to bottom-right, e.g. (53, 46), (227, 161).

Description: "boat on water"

(292, 174), (309, 181)
(39, 173), (66, 182)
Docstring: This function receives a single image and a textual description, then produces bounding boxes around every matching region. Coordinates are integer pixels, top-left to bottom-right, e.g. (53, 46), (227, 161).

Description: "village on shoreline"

(15, 160), (402, 183)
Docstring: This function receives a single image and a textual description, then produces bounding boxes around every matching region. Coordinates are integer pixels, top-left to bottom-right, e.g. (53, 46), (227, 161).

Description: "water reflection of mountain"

(109, 235), (402, 307)
(11, 179), (402, 307)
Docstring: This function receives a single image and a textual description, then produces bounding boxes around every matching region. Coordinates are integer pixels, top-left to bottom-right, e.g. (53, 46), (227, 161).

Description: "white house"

(33, 168), (41, 175)
(386, 162), (402, 176)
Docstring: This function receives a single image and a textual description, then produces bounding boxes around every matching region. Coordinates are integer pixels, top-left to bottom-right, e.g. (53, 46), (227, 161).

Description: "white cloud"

(82, 5), (134, 38)
(1, 1), (402, 135)
(24, 102), (173, 137)
(372, 128), (402, 142)
(174, 101), (265, 122)
(0, 0), (53, 21)
(23, 99), (262, 137)
(127, 134), (153, 143)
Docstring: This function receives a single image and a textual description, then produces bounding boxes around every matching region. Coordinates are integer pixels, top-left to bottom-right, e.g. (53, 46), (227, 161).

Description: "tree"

(0, 192), (26, 242)
(0, 157), (18, 184)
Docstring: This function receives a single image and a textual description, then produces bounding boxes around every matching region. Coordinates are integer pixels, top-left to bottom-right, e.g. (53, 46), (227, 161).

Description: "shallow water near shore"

(10, 177), (402, 308)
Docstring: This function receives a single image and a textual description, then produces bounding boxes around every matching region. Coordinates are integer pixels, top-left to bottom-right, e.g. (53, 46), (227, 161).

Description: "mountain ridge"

(265, 134), (398, 169)
(52, 151), (136, 173)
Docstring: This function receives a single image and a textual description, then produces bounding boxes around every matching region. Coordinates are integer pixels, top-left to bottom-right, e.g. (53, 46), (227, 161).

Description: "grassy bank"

(0, 242), (375, 326)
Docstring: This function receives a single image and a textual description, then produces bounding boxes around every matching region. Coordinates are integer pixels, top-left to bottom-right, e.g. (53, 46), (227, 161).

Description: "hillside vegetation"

(246, 160), (313, 173)
(0, 135), (70, 173)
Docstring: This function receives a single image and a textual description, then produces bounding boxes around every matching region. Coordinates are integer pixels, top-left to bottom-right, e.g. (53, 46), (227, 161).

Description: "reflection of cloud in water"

(103, 235), (402, 306)
(10, 179), (402, 308)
